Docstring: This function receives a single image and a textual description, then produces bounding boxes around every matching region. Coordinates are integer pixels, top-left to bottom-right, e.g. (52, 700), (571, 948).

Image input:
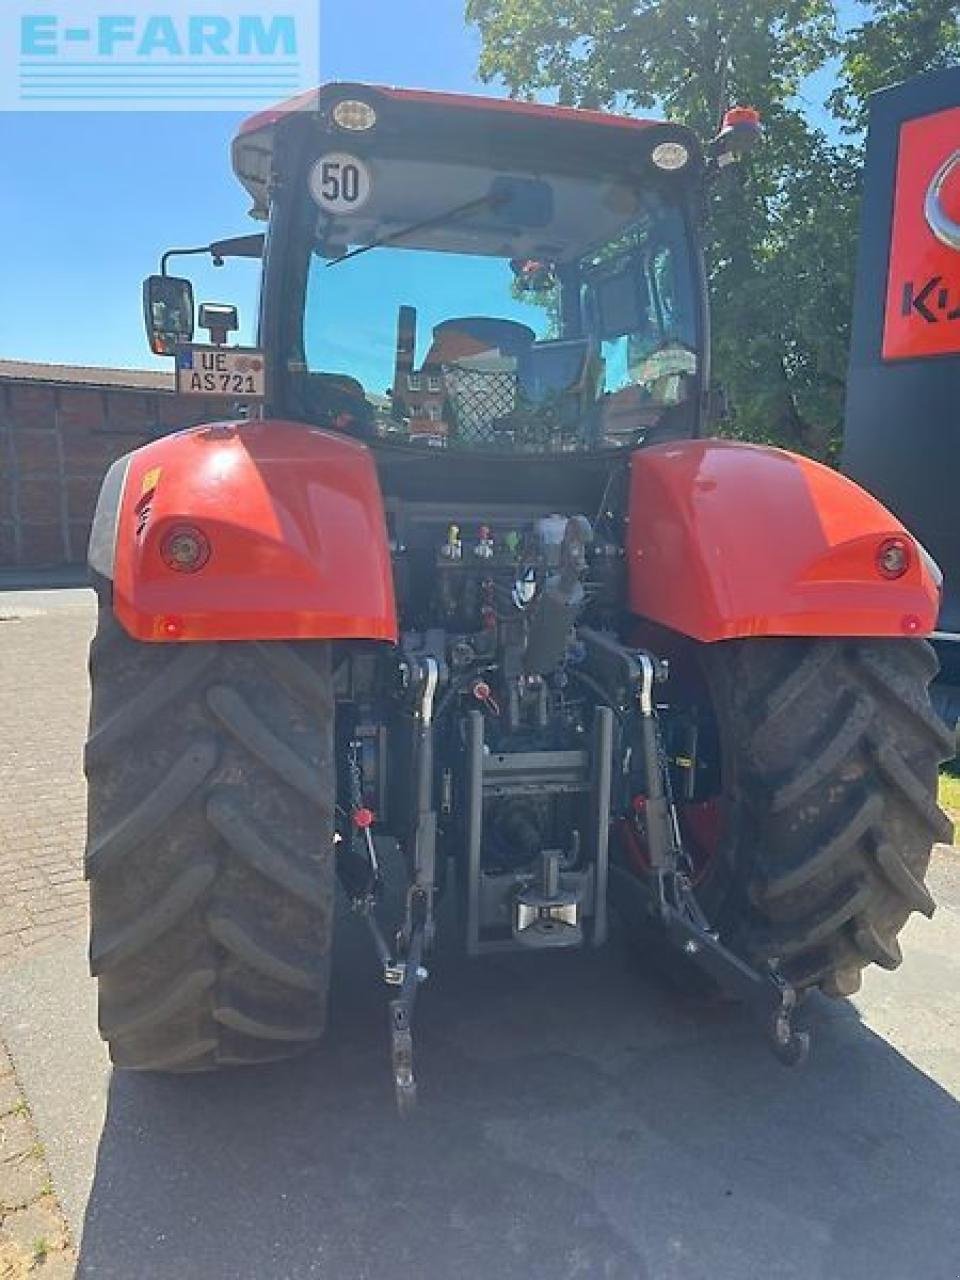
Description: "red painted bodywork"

(111, 420), (397, 644)
(627, 440), (940, 641)
(238, 82), (658, 141)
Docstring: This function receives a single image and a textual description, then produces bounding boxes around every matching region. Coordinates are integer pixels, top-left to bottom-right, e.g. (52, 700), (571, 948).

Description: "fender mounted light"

(876, 536), (912, 579)
(332, 99), (377, 131)
(160, 525), (211, 573)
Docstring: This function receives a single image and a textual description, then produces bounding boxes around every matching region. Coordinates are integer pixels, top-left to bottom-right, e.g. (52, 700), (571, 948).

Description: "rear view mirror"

(143, 275), (194, 356)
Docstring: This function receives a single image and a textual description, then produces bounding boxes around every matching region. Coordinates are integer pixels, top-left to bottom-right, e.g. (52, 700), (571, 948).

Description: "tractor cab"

(150, 85), (715, 462)
(247, 86), (707, 454)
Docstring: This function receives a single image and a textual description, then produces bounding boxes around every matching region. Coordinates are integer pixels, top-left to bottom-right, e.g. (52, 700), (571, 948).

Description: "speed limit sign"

(309, 153), (372, 214)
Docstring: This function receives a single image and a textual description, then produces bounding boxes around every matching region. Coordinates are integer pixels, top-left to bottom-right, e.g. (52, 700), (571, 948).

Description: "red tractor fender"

(88, 419), (397, 643)
(627, 439), (940, 641)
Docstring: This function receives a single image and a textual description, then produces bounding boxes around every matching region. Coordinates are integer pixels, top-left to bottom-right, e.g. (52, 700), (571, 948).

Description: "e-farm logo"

(1, 2), (318, 111)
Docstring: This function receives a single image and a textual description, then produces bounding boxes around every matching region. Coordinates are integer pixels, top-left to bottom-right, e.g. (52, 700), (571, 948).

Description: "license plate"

(175, 346), (266, 398)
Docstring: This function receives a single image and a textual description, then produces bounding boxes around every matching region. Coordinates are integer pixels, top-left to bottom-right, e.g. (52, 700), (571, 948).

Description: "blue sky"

(3, 0), (486, 369)
(4, 1), (860, 372)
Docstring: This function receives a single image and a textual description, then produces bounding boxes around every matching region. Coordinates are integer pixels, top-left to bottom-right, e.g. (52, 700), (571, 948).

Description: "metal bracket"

(419, 656), (439, 727)
(336, 738), (381, 908)
(602, 634), (811, 1068)
(345, 654), (442, 1114)
(388, 924), (425, 1114)
(356, 907), (430, 1112)
(390, 1001), (416, 1114)
(657, 872), (810, 1066)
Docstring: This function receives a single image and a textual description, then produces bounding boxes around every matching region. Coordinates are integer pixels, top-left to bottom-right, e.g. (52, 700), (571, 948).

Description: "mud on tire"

(85, 597), (336, 1071)
(704, 637), (955, 997)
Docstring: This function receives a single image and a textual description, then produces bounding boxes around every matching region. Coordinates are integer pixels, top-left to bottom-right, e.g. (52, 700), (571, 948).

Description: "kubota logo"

(924, 150), (960, 251)
(900, 147), (960, 326)
(883, 107), (960, 360)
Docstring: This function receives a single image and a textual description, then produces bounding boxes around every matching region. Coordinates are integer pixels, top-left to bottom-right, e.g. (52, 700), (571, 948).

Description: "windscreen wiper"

(325, 192), (501, 267)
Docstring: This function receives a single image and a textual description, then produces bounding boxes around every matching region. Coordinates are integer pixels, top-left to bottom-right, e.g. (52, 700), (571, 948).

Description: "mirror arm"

(160, 234), (265, 275)
(161, 245), (220, 277)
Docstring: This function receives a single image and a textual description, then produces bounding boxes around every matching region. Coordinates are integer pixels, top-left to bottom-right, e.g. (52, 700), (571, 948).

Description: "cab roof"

(232, 82), (693, 221)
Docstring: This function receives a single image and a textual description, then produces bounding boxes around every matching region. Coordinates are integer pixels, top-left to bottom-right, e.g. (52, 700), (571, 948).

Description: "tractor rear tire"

(701, 637), (954, 996)
(84, 597), (336, 1071)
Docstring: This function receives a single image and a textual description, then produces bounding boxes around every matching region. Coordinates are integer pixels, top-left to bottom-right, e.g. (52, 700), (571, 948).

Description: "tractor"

(85, 83), (953, 1107)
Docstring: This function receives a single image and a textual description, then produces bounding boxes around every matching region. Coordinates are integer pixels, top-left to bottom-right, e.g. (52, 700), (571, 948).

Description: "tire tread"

(708, 636), (950, 994)
(85, 602), (335, 1071)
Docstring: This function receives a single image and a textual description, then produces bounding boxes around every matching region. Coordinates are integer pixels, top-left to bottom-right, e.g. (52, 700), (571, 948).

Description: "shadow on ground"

(0, 569), (90, 592)
(74, 910), (960, 1280)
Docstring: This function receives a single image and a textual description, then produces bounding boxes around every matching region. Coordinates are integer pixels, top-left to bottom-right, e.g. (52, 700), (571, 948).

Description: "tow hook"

(386, 923), (428, 1115)
(356, 901), (430, 1114)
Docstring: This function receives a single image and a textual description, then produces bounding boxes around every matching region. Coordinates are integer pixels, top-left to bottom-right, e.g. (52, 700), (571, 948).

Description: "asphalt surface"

(1, 586), (959, 1279)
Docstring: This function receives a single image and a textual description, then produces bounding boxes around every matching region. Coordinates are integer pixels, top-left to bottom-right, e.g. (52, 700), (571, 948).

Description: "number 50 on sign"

(309, 153), (372, 214)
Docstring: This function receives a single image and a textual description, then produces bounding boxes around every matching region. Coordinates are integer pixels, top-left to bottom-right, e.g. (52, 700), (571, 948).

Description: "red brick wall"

(0, 378), (235, 568)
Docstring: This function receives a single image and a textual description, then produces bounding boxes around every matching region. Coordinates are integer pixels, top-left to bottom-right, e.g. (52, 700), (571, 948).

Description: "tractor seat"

(305, 372), (375, 432)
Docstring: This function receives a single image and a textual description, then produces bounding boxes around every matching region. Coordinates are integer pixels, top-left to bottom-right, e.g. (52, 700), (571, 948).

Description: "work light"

(332, 99), (377, 131)
(651, 141), (690, 171)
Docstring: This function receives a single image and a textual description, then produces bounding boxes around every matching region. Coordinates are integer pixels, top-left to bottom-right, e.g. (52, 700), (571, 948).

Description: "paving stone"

(0, 1114), (35, 1165)
(24, 908), (83, 929)
(0, 1079), (24, 1119)
(0, 1199), (67, 1257)
(0, 1236), (34, 1277)
(0, 1154), (46, 1214)
(0, 912), (30, 938)
(50, 891), (86, 908)
(17, 927), (78, 955)
(10, 883), (43, 899)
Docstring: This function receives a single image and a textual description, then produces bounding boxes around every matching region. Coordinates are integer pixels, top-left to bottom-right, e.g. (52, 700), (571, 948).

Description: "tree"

(466, 0), (958, 459)
(467, 0), (836, 132)
(831, 0), (960, 132)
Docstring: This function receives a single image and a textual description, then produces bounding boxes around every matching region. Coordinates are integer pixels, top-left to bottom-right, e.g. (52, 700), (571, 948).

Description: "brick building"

(0, 360), (235, 569)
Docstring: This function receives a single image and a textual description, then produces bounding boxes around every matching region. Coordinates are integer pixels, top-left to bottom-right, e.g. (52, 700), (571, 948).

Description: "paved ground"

(1, 586), (959, 1280)
(0, 584), (91, 1276)
(0, 1035), (72, 1279)
(0, 588), (92, 967)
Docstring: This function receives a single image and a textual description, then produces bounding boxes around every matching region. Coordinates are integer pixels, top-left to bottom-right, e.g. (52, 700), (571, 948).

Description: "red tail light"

(160, 525), (211, 573)
(876, 536), (911, 579)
